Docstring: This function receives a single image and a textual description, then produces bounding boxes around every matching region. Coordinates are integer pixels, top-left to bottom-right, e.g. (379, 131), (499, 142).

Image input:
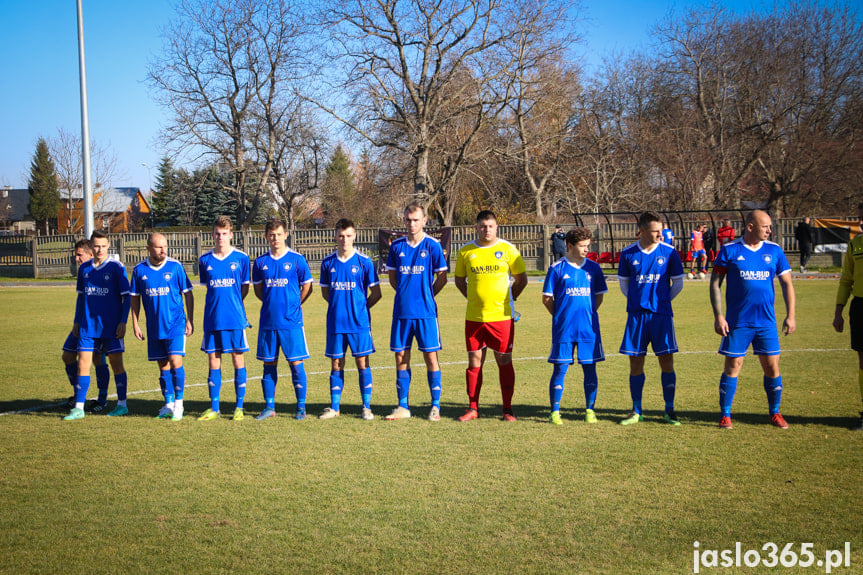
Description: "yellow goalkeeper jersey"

(837, 233), (863, 304)
(455, 239), (526, 322)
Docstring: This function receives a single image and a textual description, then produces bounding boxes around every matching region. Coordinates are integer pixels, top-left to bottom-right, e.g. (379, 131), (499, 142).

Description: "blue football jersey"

(130, 258), (192, 339)
(617, 241), (684, 315)
(714, 239), (791, 329)
(543, 257), (608, 343)
(320, 250), (379, 334)
(385, 234), (448, 319)
(198, 248), (250, 332)
(661, 229), (674, 244)
(252, 249), (313, 330)
(76, 258), (131, 338)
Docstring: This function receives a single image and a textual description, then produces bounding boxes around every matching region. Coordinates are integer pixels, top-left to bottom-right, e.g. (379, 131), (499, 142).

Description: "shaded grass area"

(0, 281), (860, 573)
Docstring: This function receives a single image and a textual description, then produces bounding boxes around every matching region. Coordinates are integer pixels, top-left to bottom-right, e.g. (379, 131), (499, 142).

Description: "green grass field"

(0, 279), (860, 574)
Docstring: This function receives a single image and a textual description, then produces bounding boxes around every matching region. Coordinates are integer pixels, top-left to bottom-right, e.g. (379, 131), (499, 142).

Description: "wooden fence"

(0, 218), (838, 278)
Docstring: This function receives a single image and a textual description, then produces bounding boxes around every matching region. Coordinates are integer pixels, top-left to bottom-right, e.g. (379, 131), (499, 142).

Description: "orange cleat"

(458, 408), (479, 422)
(719, 415), (733, 429)
(770, 413), (789, 429)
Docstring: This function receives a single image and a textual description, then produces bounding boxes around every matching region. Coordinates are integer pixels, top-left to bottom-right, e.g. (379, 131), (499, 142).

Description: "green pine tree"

(27, 138), (61, 234)
(150, 156), (175, 224)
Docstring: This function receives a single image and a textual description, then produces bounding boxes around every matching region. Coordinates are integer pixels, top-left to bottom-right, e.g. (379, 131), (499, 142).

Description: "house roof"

(59, 187), (143, 213)
(0, 188), (33, 221)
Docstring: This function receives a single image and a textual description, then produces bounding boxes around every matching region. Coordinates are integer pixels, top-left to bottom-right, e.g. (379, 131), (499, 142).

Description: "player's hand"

(714, 315), (729, 337)
(185, 321), (194, 336)
(116, 323), (126, 339)
(782, 317), (796, 336)
(833, 314), (844, 333)
(134, 325), (144, 341)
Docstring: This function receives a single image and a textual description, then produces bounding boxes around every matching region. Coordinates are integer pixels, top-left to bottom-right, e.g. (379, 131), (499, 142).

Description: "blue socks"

(115, 372), (128, 404)
(582, 363), (598, 410)
(549, 363), (568, 412)
(427, 370), (442, 409)
(396, 370), (411, 409)
(208, 368), (222, 411)
(173, 366), (185, 400)
(359, 368), (373, 409)
(262, 365), (278, 410)
(75, 375), (91, 404)
(96, 363), (110, 404)
(719, 374), (738, 416)
(234, 367), (247, 409)
(159, 370), (175, 405)
(65, 363), (76, 388)
(764, 376), (782, 414)
(329, 370), (345, 411)
(661, 371), (676, 412)
(290, 363), (307, 410)
(629, 374), (645, 414)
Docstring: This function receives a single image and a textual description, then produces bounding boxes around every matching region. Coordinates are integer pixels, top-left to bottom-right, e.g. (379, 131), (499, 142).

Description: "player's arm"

(241, 283), (249, 300)
(253, 282), (264, 301)
(454, 275), (468, 298)
(778, 272), (796, 335)
(594, 292), (604, 310)
(511, 272), (528, 301)
(709, 269), (728, 336)
(73, 292), (84, 337)
(184, 290), (194, 336)
(116, 293), (129, 339)
(388, 268), (398, 291)
(300, 281), (313, 303)
(367, 283), (382, 309)
(130, 295), (144, 341)
(321, 285), (329, 303)
(542, 294), (554, 315)
(432, 270), (447, 295)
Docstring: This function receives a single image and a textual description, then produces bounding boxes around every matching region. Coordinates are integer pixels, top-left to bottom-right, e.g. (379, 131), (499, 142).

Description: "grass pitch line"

(1, 347), (848, 417)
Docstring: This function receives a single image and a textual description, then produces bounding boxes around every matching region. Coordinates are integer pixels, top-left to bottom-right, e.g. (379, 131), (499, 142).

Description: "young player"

(618, 211), (685, 426)
(833, 203), (863, 430)
(319, 218), (382, 420)
(384, 203), (448, 421)
(690, 224), (707, 275)
(661, 224), (674, 246)
(252, 218), (313, 420)
(454, 210), (528, 422)
(710, 210), (796, 429)
(63, 231), (131, 420)
(61, 239), (111, 412)
(542, 227), (608, 424)
(198, 216), (251, 421)
(130, 233), (194, 421)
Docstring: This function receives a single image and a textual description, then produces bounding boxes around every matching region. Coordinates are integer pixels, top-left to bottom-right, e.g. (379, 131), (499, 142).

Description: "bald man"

(130, 233), (195, 420)
(710, 210), (796, 429)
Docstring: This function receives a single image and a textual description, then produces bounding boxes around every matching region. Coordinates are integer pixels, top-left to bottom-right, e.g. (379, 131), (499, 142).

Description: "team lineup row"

(62, 205), (833, 429)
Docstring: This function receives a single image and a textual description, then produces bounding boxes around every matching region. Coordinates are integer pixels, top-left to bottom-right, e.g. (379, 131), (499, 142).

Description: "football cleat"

(156, 405), (173, 419)
(198, 409), (220, 421)
(501, 409), (517, 422)
(232, 408), (245, 421)
(361, 407), (374, 421)
(171, 406), (184, 421)
(549, 411), (563, 425)
(87, 401), (108, 414)
(427, 406), (440, 422)
(585, 409), (598, 424)
(385, 406), (411, 420)
(319, 407), (340, 420)
(63, 407), (85, 421)
(65, 396), (76, 409)
(719, 415), (733, 429)
(255, 408), (276, 421)
(106, 405), (129, 417)
(295, 407), (306, 420)
(663, 410), (682, 426)
(458, 408), (478, 422)
(619, 411), (643, 426)
(770, 413), (789, 429)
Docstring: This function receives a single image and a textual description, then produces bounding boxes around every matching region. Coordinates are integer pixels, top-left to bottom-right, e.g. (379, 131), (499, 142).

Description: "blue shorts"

(692, 249), (706, 259)
(390, 318), (442, 353)
(326, 330), (375, 359)
(201, 329), (249, 354)
(257, 327), (310, 362)
(619, 312), (678, 356)
(147, 335), (187, 361)
(62, 332), (82, 353)
(548, 338), (605, 365)
(719, 325), (780, 357)
(78, 335), (124, 355)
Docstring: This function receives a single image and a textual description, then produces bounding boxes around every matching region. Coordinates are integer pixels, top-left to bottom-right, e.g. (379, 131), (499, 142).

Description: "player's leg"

(91, 351), (110, 410)
(416, 317), (443, 420)
(389, 319), (413, 419)
(283, 327), (310, 420)
(657, 353), (680, 425)
(547, 342), (572, 425)
(168, 354), (185, 421)
(856, 351), (863, 430)
(288, 360), (307, 420)
(231, 351), (247, 420)
(491, 319), (516, 421)
(579, 336), (604, 423)
(848, 298), (863, 430)
(621, 355), (646, 425)
(321, 334), (346, 419)
(61, 336), (78, 406)
(752, 326), (786, 428)
(460, 321), (486, 421)
(350, 330), (375, 419)
(257, 329), (279, 419)
(200, 331), (223, 419)
(64, 346), (94, 419)
(718, 350), (745, 429)
(620, 312), (646, 425)
(105, 349), (128, 416)
(156, 358), (174, 418)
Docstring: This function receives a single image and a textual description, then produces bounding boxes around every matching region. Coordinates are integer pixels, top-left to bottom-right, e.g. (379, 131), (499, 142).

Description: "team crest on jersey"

(420, 250), (428, 258)
(104, 274), (111, 281)
(351, 265), (359, 274)
(230, 263), (238, 271)
(163, 272), (172, 281)
(762, 254), (772, 264)
(494, 251), (503, 260)
(283, 262), (292, 271)
(657, 257), (665, 266)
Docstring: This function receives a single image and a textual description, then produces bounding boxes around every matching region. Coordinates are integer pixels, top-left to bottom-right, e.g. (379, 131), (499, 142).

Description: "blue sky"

(1, 0), (780, 191)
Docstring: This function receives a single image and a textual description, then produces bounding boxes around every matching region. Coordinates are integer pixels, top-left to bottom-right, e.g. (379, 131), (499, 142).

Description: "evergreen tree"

(322, 145), (356, 225)
(27, 138), (61, 234)
(150, 156), (175, 224)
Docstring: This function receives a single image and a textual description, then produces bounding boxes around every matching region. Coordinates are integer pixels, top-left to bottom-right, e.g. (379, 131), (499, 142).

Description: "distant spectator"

(795, 217), (814, 272)
(551, 225), (567, 262)
(661, 225), (674, 246)
(717, 218), (736, 248)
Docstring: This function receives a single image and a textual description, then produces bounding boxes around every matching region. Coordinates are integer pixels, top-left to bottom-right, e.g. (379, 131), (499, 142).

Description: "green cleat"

(63, 407), (85, 421)
(619, 411), (643, 426)
(232, 408), (245, 421)
(171, 406), (184, 421)
(549, 411), (563, 425)
(106, 405), (129, 417)
(663, 410), (681, 426)
(585, 409), (598, 424)
(156, 405), (173, 419)
(198, 409), (220, 421)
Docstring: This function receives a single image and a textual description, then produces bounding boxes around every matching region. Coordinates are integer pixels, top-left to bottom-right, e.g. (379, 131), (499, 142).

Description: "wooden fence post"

(31, 238), (38, 279)
(542, 225), (550, 271)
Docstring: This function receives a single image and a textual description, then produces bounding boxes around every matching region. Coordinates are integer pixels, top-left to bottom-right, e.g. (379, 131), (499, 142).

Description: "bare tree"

(48, 127), (123, 233)
(148, 0), (311, 228)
